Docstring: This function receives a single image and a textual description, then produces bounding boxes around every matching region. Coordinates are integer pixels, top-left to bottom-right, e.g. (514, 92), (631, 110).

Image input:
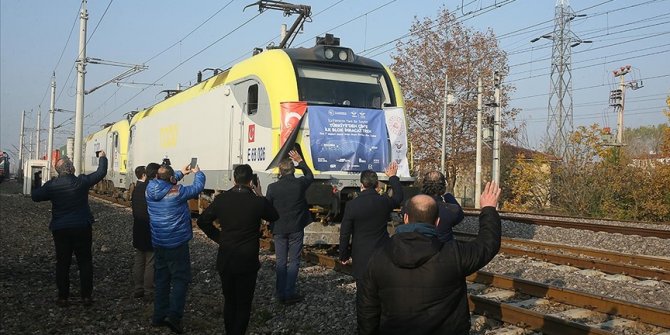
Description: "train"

(0, 151), (9, 182)
(82, 33), (414, 224)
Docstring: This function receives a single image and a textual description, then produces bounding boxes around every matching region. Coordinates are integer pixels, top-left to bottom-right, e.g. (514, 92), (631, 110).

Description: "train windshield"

(296, 65), (393, 109)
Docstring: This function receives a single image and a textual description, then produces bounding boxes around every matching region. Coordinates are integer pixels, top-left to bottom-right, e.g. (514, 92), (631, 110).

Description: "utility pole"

(531, 0), (590, 158)
(36, 109), (41, 160)
(492, 71), (501, 186)
(475, 77), (483, 208)
(47, 72), (56, 178)
(18, 110), (25, 174)
(440, 71), (449, 175)
(74, 0), (88, 175)
(609, 65), (643, 146)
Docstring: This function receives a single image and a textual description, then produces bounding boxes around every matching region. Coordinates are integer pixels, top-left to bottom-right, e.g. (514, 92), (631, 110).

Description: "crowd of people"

(31, 150), (501, 335)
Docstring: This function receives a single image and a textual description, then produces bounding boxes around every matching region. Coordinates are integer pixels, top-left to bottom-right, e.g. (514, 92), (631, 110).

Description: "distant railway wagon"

(83, 35), (413, 224)
(0, 151), (9, 182)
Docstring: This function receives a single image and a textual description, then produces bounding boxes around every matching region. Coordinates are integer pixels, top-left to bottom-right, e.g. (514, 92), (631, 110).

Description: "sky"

(1, 0), (669, 170)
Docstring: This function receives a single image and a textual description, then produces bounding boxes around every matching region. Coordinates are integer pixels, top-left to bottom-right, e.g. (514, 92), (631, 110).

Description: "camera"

(252, 173), (259, 187)
(162, 156), (171, 166)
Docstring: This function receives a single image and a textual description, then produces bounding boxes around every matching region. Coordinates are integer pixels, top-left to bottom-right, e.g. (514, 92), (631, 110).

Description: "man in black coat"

(338, 161), (404, 303)
(197, 164), (279, 335)
(420, 170), (464, 242)
(130, 164), (157, 299)
(31, 151), (108, 307)
(358, 182), (502, 335)
(266, 150), (314, 304)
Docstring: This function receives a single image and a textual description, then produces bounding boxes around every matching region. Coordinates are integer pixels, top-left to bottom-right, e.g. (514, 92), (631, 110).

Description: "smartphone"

(252, 173), (259, 187)
(95, 150), (101, 157)
(190, 157), (198, 169)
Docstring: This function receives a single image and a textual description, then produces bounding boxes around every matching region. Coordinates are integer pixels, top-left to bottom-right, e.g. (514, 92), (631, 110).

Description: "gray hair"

(55, 157), (75, 176)
(278, 158), (295, 177)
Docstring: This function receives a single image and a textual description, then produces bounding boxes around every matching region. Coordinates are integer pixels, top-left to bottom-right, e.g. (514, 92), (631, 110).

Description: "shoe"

(151, 317), (168, 328)
(165, 317), (184, 334)
(283, 294), (304, 305)
(133, 291), (144, 299)
(56, 298), (69, 307)
(82, 297), (93, 307)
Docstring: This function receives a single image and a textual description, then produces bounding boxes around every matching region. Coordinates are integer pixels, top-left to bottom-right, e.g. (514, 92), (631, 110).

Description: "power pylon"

(532, 0), (590, 158)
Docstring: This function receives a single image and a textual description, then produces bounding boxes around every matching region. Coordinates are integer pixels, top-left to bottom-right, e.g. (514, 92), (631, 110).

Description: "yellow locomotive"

(84, 33), (412, 225)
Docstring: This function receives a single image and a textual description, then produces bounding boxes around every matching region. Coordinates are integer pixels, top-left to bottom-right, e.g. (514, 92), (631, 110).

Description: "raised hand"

(384, 161), (398, 177)
(480, 181), (501, 208)
(288, 150), (303, 163)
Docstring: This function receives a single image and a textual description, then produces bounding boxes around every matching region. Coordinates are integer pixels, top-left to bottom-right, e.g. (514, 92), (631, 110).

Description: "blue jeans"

(153, 243), (191, 323)
(273, 231), (304, 300)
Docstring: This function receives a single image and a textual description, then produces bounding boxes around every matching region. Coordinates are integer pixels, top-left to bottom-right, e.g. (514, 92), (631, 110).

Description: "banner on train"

(308, 106), (389, 172)
(383, 107), (411, 177)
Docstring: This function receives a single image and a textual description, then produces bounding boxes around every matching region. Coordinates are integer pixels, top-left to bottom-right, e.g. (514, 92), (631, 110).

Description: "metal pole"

(18, 110), (25, 170)
(492, 76), (501, 185)
(74, 0), (88, 175)
(440, 71), (448, 174)
(35, 109), (41, 160)
(47, 73), (56, 178)
(475, 78), (482, 208)
(617, 74), (625, 145)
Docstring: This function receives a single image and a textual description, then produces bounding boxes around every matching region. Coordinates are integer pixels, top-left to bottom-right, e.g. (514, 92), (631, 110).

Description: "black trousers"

(52, 226), (93, 299)
(219, 270), (258, 335)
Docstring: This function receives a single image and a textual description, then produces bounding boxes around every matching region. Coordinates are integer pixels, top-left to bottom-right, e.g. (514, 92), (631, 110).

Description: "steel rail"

(468, 295), (613, 335)
(468, 271), (670, 329)
(291, 244), (670, 332)
(463, 210), (670, 239)
(456, 232), (670, 280)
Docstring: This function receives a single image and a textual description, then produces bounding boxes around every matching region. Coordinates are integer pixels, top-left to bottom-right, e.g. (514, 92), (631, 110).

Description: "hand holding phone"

(190, 157), (198, 170)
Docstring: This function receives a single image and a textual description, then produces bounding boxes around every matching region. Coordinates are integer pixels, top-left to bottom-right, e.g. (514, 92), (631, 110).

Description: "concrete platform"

(599, 317), (639, 330)
(551, 308), (599, 320)
(509, 298), (551, 308)
(484, 325), (528, 335)
(478, 289), (516, 301)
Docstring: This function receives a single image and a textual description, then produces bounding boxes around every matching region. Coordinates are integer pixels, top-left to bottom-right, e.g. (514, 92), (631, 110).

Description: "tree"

(390, 7), (518, 189)
(661, 95), (670, 155)
(504, 152), (552, 211)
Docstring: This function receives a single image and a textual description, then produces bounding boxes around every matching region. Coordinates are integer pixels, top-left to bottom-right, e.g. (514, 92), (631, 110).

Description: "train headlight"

(338, 50), (348, 61)
(324, 48), (334, 60)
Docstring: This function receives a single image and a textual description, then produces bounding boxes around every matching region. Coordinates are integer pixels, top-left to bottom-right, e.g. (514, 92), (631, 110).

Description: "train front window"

(296, 66), (392, 109)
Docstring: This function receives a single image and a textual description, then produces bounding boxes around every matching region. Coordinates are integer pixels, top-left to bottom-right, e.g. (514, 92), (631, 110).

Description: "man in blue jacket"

(31, 151), (108, 307)
(146, 163), (205, 334)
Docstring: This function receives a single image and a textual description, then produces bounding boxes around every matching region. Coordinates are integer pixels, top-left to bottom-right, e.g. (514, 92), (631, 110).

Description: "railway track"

(464, 209), (670, 239)
(295, 244), (670, 335)
(91, 192), (669, 333)
(456, 232), (670, 281)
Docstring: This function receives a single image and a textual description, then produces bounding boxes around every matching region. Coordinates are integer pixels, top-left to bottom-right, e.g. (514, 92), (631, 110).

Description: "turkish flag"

(280, 102), (307, 147)
(248, 124), (255, 143)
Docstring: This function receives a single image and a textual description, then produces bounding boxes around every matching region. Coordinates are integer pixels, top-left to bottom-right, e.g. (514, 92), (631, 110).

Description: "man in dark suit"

(197, 164), (279, 335)
(338, 161), (404, 306)
(31, 151), (108, 307)
(266, 150), (314, 305)
(420, 170), (464, 242)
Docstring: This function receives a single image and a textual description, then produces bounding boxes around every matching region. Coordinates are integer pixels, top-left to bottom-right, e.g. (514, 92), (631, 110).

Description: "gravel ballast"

(2, 181), (669, 334)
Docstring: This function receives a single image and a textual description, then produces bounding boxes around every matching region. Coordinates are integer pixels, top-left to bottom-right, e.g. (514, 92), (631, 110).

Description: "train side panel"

(83, 128), (110, 174)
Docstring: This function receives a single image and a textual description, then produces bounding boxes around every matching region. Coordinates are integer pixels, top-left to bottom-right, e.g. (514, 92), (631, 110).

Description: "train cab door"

(231, 78), (270, 173)
(106, 131), (118, 180)
(227, 85), (245, 174)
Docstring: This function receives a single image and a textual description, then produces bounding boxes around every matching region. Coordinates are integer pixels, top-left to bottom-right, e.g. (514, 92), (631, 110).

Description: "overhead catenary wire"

(87, 9), (266, 129)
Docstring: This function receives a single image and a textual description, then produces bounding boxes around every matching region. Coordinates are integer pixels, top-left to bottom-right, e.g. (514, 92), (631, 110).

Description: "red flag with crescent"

(280, 102), (307, 147)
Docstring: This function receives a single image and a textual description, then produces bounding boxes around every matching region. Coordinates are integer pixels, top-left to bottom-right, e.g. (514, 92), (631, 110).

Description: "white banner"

(383, 107), (410, 177)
